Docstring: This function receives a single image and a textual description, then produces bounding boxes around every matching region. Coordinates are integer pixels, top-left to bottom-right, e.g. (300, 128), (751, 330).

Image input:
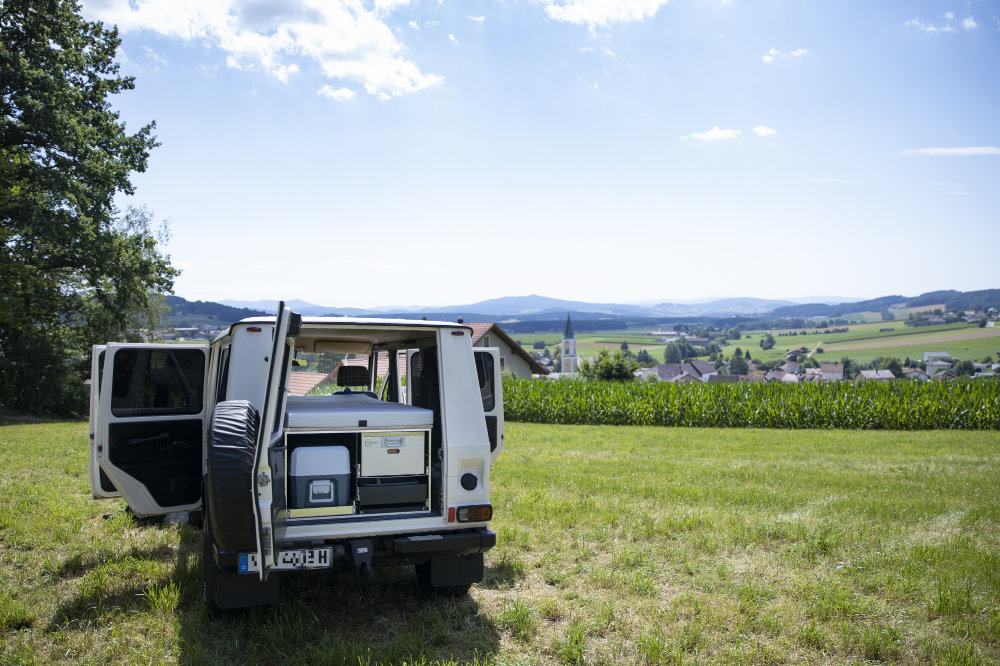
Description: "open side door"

(399, 349), (417, 405)
(474, 348), (504, 462)
(252, 303), (295, 581)
(88, 345), (120, 499)
(97, 343), (209, 516)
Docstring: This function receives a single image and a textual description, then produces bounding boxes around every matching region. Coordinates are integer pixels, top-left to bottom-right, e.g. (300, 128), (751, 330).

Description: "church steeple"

(561, 313), (578, 374)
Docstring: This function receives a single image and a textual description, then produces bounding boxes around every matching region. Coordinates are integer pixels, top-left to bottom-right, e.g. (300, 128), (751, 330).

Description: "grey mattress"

(284, 393), (433, 429)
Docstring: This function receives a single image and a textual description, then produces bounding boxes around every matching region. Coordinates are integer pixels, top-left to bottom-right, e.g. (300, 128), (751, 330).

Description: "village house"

(903, 367), (930, 381)
(654, 360), (718, 383)
(925, 359), (953, 377)
(820, 363), (844, 381)
(858, 369), (895, 381)
(465, 322), (549, 378)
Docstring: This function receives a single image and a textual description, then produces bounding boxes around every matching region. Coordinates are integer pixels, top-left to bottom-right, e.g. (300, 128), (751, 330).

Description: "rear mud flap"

(427, 553), (484, 587)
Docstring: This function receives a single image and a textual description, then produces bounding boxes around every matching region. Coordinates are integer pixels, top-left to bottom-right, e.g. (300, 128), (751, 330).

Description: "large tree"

(1, 0), (175, 414)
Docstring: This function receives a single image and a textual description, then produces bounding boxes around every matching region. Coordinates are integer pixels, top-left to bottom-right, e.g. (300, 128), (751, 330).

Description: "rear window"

(110, 348), (205, 416)
(475, 352), (496, 412)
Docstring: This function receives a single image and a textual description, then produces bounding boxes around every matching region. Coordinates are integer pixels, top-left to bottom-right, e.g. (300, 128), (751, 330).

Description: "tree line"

(2, 1), (174, 414)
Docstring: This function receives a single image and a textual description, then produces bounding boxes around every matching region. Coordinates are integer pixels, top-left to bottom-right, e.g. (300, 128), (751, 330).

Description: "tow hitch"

(346, 538), (375, 580)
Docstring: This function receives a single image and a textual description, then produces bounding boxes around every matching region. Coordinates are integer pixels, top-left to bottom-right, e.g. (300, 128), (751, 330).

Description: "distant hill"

(220, 294), (816, 319)
(193, 289), (999, 329)
(770, 289), (1000, 318)
(164, 295), (267, 327)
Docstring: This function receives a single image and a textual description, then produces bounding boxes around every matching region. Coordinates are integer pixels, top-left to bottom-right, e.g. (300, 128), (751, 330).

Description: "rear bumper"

(216, 527), (496, 573)
(390, 528), (496, 556)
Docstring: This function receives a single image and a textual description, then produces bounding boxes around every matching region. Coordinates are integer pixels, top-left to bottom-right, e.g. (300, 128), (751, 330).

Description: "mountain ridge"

(186, 289), (999, 326)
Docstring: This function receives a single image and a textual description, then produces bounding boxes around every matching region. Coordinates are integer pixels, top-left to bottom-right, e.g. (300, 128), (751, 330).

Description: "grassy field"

(737, 323), (999, 365)
(2, 421), (999, 664)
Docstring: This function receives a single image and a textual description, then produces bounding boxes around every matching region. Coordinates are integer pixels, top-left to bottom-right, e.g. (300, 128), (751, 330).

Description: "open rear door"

(474, 348), (504, 462)
(252, 302), (295, 580)
(97, 343), (209, 516)
(88, 345), (120, 499)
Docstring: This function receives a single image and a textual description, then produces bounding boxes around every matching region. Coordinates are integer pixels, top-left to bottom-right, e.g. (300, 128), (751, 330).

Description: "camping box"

(361, 432), (427, 477)
(289, 446), (353, 517)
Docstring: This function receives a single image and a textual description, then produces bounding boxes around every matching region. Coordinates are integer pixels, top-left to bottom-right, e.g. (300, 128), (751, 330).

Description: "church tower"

(561, 314), (578, 374)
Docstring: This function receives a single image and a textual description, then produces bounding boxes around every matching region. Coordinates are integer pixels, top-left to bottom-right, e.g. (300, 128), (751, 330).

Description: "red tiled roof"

(336, 352), (394, 382)
(288, 372), (331, 395)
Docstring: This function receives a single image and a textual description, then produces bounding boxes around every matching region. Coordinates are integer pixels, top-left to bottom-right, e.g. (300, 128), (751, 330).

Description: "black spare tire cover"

(207, 400), (259, 552)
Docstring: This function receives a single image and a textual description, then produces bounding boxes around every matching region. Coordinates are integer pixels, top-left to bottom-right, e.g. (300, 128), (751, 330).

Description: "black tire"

(202, 402), (282, 616)
(206, 401), (259, 553)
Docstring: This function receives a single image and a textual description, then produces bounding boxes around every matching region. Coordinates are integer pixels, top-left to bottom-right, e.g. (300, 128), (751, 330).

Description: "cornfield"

(502, 377), (1000, 430)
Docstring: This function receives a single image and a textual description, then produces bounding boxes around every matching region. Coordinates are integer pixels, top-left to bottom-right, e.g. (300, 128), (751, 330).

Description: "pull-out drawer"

(358, 476), (429, 508)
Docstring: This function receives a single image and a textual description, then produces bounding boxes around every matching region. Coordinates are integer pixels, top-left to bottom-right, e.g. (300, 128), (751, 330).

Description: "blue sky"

(80, 0), (999, 308)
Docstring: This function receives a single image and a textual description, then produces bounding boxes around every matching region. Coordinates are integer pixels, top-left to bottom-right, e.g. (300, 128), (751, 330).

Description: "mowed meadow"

(2, 420), (999, 664)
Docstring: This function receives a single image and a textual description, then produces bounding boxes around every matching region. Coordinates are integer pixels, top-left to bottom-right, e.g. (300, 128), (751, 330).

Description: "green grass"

(737, 321), (999, 364)
(2, 421), (999, 664)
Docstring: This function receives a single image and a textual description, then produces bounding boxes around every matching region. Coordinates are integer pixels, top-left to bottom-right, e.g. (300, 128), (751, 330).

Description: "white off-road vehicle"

(88, 303), (502, 615)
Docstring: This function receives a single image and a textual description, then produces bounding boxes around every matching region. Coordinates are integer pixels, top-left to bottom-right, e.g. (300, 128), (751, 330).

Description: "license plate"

(239, 547), (334, 573)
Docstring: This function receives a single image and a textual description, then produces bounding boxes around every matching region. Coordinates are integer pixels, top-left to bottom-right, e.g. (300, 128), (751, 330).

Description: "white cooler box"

(361, 432), (427, 477)
(289, 446), (353, 517)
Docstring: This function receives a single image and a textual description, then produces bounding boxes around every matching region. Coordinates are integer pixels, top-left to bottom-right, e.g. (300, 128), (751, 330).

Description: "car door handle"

(127, 432), (172, 447)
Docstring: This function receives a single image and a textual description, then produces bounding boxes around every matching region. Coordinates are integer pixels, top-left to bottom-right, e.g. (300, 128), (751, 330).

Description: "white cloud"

(141, 45), (169, 67)
(408, 20), (419, 30)
(903, 12), (977, 34)
(762, 47), (810, 63)
(808, 178), (861, 184)
(682, 126), (741, 141)
(753, 126), (777, 137)
(448, 33), (458, 44)
(81, 0), (443, 99)
(904, 18), (956, 32)
(374, 0), (410, 13)
(541, 0), (669, 27)
(469, 15), (485, 23)
(901, 146), (1000, 157)
(318, 85), (356, 101)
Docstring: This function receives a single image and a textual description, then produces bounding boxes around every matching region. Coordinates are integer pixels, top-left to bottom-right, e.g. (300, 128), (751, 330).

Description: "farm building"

(466, 322), (549, 378)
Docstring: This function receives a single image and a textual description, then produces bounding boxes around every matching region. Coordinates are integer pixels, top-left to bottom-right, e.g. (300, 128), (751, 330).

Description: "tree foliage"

(759, 333), (776, 350)
(1, 0), (173, 414)
(729, 347), (748, 375)
(579, 349), (638, 382)
(664, 343), (682, 364)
